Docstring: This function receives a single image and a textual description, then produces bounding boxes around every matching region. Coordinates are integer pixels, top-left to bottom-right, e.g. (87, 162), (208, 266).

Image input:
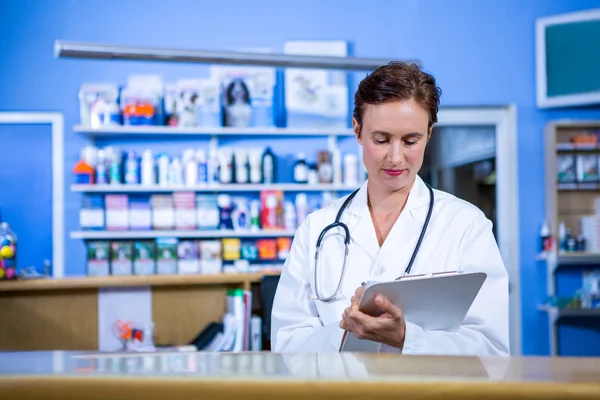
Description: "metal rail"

(54, 40), (415, 70)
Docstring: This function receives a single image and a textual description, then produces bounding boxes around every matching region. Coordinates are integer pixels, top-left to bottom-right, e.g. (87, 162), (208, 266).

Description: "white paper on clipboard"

(339, 271), (487, 352)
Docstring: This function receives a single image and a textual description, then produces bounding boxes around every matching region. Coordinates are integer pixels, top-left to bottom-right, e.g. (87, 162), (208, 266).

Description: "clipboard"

(339, 271), (487, 352)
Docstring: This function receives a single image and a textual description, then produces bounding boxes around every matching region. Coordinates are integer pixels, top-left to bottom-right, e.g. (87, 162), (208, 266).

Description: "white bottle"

(219, 148), (233, 184)
(284, 201), (297, 230)
(196, 148), (208, 186)
(293, 153), (309, 184)
(157, 153), (170, 187)
(249, 149), (262, 184)
(141, 149), (155, 186)
(235, 149), (249, 184)
(295, 193), (309, 227)
(343, 153), (358, 186)
(183, 148), (198, 187)
(169, 157), (183, 186)
(332, 148), (342, 185)
(207, 143), (220, 186)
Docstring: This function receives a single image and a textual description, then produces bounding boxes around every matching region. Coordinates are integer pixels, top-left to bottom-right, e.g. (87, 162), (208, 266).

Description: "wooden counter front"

(1, 352), (599, 400)
(0, 272), (279, 351)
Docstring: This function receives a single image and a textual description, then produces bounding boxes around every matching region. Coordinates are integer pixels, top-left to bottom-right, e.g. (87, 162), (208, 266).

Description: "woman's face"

(353, 99), (431, 193)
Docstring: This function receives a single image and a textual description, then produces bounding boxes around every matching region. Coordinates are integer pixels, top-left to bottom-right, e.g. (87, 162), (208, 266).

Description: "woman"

(271, 62), (509, 355)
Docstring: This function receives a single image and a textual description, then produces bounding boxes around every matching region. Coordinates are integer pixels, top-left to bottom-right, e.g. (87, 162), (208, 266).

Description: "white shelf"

(73, 125), (355, 138)
(71, 183), (357, 193)
(70, 229), (297, 240)
(556, 143), (599, 151)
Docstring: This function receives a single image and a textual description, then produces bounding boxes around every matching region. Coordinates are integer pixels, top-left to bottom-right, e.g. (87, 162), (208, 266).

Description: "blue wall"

(1, 0), (600, 356)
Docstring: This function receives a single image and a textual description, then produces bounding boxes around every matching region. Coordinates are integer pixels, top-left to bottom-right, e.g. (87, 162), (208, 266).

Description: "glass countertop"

(1, 351), (600, 384)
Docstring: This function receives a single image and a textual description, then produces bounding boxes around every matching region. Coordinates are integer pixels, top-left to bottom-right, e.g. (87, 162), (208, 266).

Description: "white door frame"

(0, 112), (65, 278)
(437, 105), (521, 356)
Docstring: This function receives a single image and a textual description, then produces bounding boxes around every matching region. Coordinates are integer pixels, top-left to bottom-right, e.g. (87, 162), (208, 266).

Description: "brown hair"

(353, 62), (441, 135)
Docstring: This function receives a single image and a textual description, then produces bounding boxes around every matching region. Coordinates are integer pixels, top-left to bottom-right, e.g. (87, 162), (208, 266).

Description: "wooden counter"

(0, 272), (279, 351)
(1, 352), (599, 399)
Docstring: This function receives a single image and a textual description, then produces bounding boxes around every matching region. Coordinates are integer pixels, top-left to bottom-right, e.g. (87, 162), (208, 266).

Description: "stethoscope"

(313, 183), (435, 303)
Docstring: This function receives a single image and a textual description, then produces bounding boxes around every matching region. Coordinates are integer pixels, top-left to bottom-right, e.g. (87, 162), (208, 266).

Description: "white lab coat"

(271, 175), (509, 356)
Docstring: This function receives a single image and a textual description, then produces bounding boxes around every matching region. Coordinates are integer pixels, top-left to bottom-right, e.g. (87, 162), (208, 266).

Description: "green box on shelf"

(110, 241), (133, 276)
(86, 241), (110, 277)
(134, 240), (156, 276)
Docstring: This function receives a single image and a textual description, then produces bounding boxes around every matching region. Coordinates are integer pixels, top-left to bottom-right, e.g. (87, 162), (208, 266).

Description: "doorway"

(425, 106), (520, 355)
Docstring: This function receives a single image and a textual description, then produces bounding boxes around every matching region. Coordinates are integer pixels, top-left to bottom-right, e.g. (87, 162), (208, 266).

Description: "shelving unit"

(542, 120), (600, 356)
(34, 40), (381, 352)
(70, 229), (296, 240)
(73, 125), (356, 138)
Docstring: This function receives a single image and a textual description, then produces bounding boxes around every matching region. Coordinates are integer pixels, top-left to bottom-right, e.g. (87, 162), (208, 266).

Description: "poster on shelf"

(98, 286), (152, 352)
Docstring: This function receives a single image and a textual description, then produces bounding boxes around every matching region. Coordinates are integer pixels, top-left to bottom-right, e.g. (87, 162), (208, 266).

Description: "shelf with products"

(57, 42), (371, 353)
(70, 229), (296, 240)
(71, 183), (357, 193)
(542, 120), (600, 356)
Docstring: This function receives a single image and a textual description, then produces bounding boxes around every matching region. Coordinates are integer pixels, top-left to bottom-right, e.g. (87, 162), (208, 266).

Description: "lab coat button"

(375, 267), (383, 276)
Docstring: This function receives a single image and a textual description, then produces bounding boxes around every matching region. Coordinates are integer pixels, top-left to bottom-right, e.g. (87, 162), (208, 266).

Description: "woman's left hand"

(340, 286), (406, 350)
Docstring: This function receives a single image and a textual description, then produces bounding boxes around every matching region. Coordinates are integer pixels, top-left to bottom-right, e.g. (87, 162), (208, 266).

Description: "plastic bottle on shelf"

(196, 148), (208, 186)
(207, 142), (220, 186)
(235, 149), (249, 184)
(157, 153), (170, 186)
(343, 153), (358, 186)
(183, 148), (198, 187)
(284, 201), (297, 230)
(141, 149), (155, 186)
(332, 148), (342, 185)
(124, 150), (139, 185)
(293, 153), (309, 184)
(558, 221), (567, 253)
(169, 157), (183, 186)
(105, 147), (122, 185)
(219, 148), (233, 184)
(295, 193), (309, 227)
(262, 147), (276, 184)
(540, 220), (552, 253)
(248, 149), (263, 184)
(249, 200), (261, 232)
(96, 149), (109, 185)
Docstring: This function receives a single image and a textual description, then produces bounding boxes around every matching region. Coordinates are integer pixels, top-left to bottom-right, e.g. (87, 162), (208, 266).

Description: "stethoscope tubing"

(313, 183), (434, 303)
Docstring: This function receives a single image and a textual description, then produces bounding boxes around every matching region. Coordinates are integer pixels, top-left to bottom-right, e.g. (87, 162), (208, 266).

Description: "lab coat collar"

(343, 175), (432, 265)
(345, 174), (431, 220)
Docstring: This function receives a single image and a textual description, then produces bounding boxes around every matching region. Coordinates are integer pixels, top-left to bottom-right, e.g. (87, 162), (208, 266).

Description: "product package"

(178, 240), (200, 275)
(260, 190), (284, 230)
(105, 195), (129, 231)
(86, 241), (110, 277)
(151, 195), (175, 230)
(80, 195), (105, 231)
(557, 155), (576, 183)
(110, 241), (133, 276)
(78, 83), (121, 128)
(283, 40), (349, 128)
(222, 238), (241, 261)
(174, 192), (196, 230)
(196, 195), (220, 230)
(211, 65), (276, 128)
(129, 198), (152, 230)
(256, 239), (278, 260)
(133, 241), (156, 276)
(576, 154), (600, 182)
(120, 75), (164, 126)
(156, 238), (178, 275)
(200, 240), (222, 275)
